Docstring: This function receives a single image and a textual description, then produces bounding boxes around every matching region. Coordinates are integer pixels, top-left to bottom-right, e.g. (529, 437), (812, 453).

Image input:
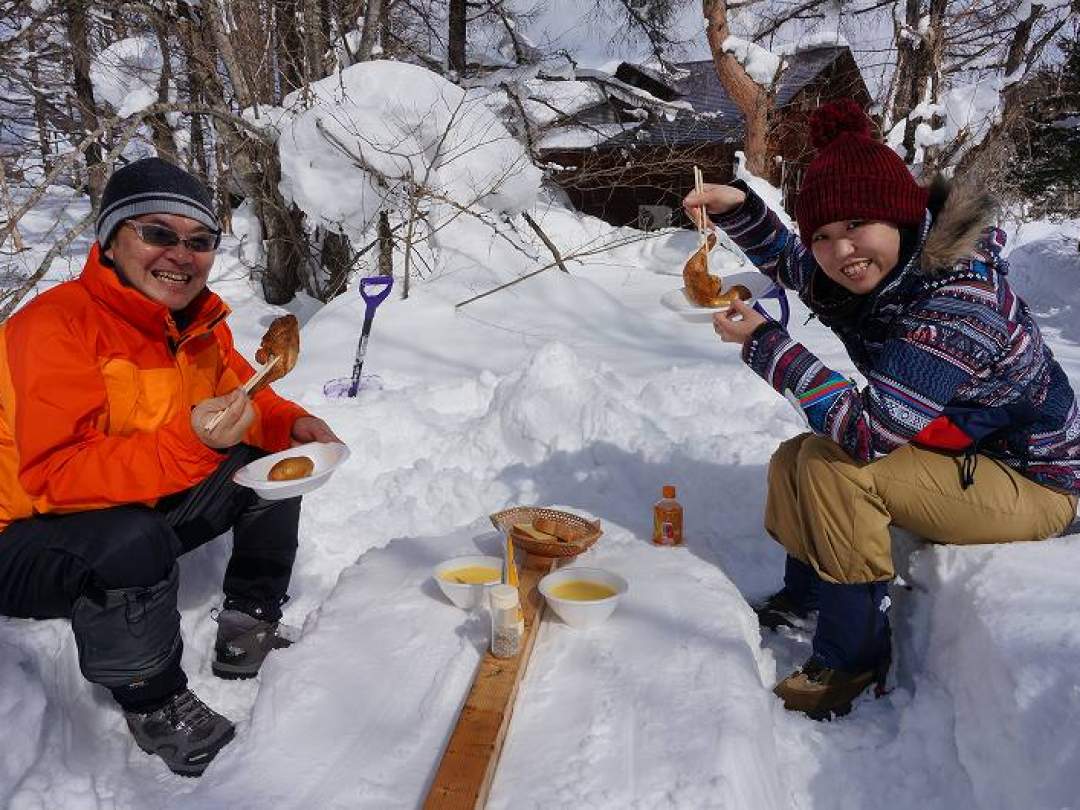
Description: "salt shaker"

(489, 584), (522, 659)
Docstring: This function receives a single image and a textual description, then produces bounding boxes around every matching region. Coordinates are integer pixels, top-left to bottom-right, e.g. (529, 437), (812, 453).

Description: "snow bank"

(90, 36), (162, 118)
(910, 535), (1080, 810)
(276, 61), (542, 244)
(1005, 230), (1080, 342)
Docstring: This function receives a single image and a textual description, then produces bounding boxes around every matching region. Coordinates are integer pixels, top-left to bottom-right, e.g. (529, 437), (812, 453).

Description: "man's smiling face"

(104, 213), (216, 311)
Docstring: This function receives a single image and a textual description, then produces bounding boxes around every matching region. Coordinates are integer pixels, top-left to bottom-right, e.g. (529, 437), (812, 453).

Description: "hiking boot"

(773, 658), (883, 720)
(125, 688), (235, 777)
(753, 587), (815, 631)
(212, 608), (294, 680)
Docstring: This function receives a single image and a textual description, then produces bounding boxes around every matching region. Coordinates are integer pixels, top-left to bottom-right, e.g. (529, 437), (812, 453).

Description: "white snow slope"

(0, 191), (1079, 810)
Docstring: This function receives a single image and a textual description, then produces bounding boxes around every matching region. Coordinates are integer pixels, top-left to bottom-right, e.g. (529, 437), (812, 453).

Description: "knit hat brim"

(97, 193), (219, 247)
(95, 158), (220, 247)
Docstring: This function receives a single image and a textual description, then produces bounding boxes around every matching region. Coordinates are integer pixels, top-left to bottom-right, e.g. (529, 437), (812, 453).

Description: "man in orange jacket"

(0, 158), (341, 777)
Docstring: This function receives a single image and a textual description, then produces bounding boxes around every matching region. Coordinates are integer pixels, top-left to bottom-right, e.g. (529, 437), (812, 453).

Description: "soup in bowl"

(539, 567), (628, 628)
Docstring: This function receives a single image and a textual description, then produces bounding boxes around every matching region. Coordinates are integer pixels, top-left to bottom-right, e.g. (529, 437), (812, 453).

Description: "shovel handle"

(360, 275), (393, 308)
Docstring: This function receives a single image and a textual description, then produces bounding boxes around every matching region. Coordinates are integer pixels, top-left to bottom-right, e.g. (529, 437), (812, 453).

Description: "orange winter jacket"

(0, 243), (309, 531)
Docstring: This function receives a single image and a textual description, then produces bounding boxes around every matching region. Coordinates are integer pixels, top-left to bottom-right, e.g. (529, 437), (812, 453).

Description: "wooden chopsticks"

(693, 165), (707, 248)
(203, 355), (280, 433)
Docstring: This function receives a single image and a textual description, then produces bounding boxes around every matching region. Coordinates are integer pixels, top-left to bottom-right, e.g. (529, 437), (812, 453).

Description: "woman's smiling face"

(810, 219), (901, 295)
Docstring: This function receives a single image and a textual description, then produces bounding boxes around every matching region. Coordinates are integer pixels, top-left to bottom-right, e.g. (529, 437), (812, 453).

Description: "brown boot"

(774, 658), (880, 720)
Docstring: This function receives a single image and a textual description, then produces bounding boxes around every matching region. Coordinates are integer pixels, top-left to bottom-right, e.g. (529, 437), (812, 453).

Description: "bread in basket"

(489, 507), (602, 559)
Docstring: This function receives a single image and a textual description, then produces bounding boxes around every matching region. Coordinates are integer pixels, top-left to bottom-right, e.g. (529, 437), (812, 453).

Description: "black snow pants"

(0, 445), (300, 711)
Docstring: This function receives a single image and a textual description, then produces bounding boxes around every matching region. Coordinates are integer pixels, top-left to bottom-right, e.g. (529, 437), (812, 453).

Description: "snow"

(89, 36), (163, 118)
(3, 131), (1080, 809)
(774, 32), (850, 56)
(507, 0), (712, 69)
(536, 122), (640, 150)
(722, 36), (784, 86)
(521, 79), (608, 127)
(735, 151), (794, 229)
(1002, 226), (1080, 343)
(273, 61), (542, 244)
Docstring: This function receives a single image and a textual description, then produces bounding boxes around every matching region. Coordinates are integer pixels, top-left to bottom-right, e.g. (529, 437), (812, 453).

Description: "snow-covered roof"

(547, 45), (859, 151)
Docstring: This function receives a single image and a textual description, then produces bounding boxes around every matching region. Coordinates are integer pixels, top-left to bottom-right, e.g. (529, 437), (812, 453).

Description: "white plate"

(233, 442), (351, 500)
(660, 271), (776, 323)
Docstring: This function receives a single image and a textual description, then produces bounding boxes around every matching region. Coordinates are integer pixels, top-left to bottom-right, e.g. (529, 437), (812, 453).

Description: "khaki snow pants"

(765, 433), (1078, 584)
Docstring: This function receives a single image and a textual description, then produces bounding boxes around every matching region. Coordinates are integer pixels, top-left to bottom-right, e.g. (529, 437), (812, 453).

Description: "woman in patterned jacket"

(683, 99), (1080, 719)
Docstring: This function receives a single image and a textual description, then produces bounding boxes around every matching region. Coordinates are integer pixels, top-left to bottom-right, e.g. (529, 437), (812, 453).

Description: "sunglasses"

(124, 220), (221, 253)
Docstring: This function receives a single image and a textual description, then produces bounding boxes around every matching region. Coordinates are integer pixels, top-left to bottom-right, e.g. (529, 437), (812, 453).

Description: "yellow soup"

(440, 565), (501, 585)
(550, 580), (617, 601)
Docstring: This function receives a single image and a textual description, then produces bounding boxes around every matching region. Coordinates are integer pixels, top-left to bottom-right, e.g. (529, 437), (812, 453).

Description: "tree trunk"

(149, 19), (178, 162)
(304, 0), (326, 80)
(703, 0), (773, 179)
(357, 0), (383, 62)
(448, 0), (466, 77)
(63, 0), (105, 204)
(955, 3), (1048, 181)
(893, 0), (947, 164)
(171, 13), (209, 177)
(321, 228), (353, 299)
(277, 0), (305, 98)
(886, 0), (921, 143)
(27, 29), (52, 174)
(179, 0), (307, 302)
(378, 210), (393, 276)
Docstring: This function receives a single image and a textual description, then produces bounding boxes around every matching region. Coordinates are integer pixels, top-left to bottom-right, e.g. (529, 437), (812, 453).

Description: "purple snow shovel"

(324, 275), (394, 397)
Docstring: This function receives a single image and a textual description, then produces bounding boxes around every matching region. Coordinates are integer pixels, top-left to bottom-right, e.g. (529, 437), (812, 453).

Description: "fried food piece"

(251, 314), (300, 394)
(268, 456), (315, 481)
(710, 284), (752, 306)
(513, 522), (557, 542)
(682, 236), (754, 308)
(683, 233), (721, 306)
(533, 516), (583, 543)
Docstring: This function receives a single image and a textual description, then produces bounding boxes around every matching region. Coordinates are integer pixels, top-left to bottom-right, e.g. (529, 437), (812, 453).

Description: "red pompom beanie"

(795, 99), (929, 246)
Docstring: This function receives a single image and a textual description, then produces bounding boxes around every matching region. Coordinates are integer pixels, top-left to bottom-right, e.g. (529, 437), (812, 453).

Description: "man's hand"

(192, 389), (255, 449)
(682, 183), (747, 229)
(713, 299), (767, 346)
(291, 416), (341, 446)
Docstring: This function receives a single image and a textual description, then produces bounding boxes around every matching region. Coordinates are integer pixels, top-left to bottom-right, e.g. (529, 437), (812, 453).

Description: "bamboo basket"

(489, 506), (602, 559)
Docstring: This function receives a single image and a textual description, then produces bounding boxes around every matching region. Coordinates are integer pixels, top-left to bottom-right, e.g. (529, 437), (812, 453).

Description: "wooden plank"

(423, 555), (554, 810)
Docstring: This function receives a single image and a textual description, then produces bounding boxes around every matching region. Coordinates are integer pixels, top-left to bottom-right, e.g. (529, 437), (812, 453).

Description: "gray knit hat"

(96, 157), (220, 247)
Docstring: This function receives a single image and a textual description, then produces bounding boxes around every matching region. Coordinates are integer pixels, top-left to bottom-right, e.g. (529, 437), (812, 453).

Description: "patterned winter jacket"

(714, 178), (1080, 497)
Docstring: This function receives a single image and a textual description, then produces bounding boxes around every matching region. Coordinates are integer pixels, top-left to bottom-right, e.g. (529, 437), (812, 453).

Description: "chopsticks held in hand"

(203, 355), (280, 434)
(693, 165), (708, 248)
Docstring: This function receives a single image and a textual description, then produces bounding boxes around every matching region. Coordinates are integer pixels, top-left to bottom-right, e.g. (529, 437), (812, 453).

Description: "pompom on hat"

(794, 99), (928, 246)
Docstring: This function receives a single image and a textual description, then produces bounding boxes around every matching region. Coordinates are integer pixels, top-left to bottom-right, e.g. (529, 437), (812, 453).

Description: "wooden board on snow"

(422, 556), (554, 810)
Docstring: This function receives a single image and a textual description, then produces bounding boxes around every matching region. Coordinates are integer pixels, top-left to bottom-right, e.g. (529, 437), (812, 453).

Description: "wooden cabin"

(540, 45), (871, 230)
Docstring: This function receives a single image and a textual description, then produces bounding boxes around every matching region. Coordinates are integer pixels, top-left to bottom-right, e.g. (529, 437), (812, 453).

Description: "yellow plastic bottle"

(652, 485), (683, 546)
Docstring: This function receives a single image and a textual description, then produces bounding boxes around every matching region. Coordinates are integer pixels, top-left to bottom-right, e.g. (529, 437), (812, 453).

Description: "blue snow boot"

(774, 580), (891, 719)
(754, 556), (821, 631)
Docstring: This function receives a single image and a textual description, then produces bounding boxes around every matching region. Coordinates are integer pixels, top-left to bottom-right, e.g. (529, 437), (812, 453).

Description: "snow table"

(423, 555), (555, 810)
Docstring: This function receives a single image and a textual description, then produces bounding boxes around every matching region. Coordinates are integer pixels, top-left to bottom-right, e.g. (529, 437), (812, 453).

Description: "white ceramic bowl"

(539, 567), (628, 629)
(233, 442), (350, 500)
(433, 555), (505, 609)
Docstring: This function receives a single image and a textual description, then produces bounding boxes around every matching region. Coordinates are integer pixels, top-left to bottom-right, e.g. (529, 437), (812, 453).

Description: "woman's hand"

(713, 299), (767, 345)
(192, 389), (255, 449)
(290, 416), (341, 446)
(682, 183), (747, 229)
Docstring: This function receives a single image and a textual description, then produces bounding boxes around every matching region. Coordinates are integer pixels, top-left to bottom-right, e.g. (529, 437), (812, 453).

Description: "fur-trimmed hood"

(919, 175), (1000, 274)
